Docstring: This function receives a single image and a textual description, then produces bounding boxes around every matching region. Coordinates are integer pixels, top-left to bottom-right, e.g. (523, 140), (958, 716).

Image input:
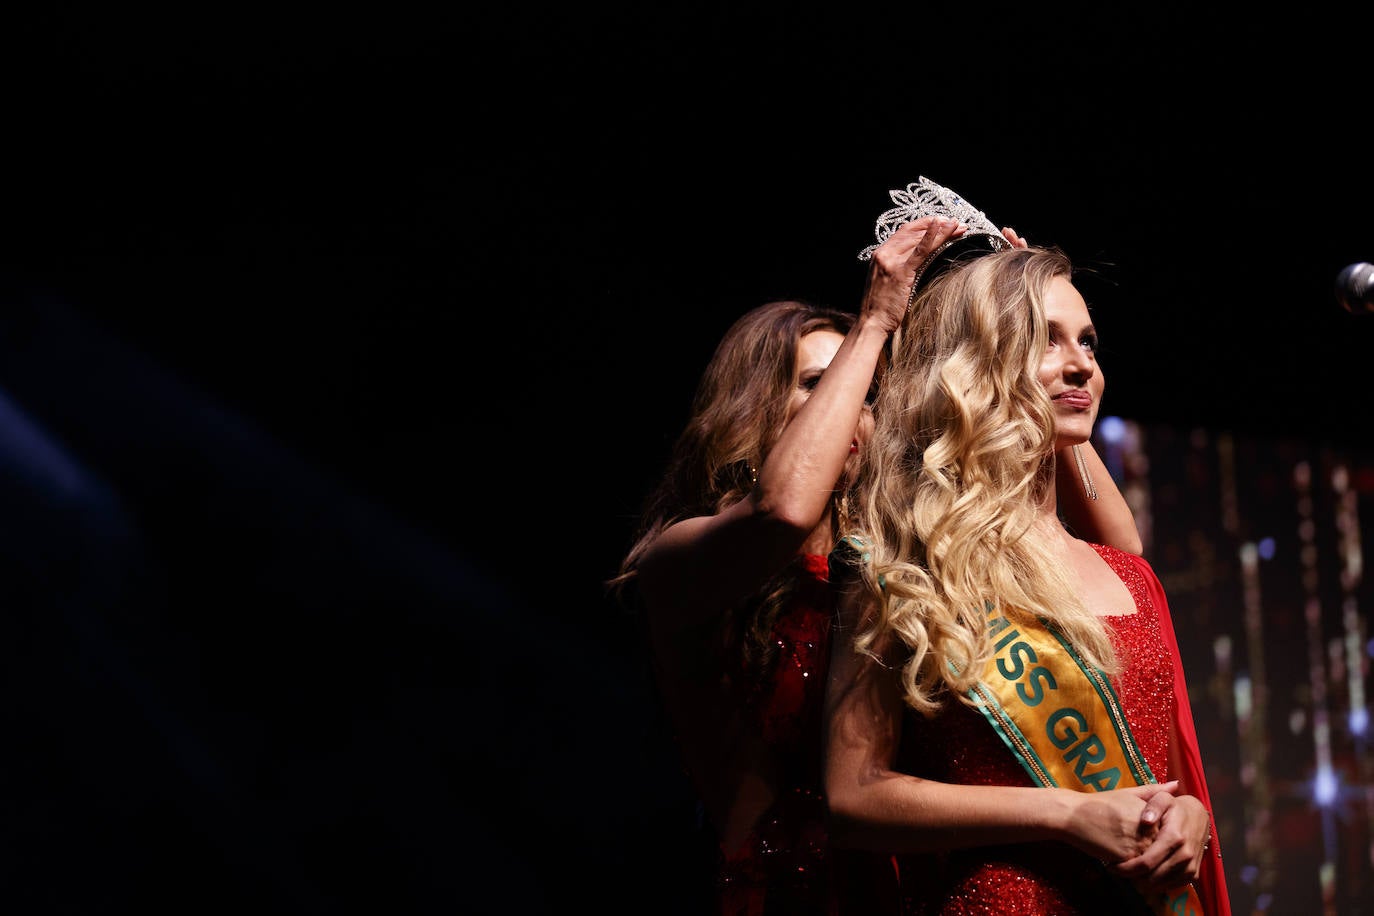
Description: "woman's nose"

(1062, 345), (1095, 379)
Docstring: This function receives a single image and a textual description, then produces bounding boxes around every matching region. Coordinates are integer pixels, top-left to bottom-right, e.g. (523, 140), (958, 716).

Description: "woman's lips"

(1054, 391), (1093, 409)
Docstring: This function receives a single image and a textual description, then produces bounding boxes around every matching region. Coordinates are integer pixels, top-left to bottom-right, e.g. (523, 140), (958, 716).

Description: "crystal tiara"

(858, 176), (1010, 262)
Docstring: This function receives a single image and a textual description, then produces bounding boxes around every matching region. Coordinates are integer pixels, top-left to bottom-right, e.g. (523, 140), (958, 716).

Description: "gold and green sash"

(968, 605), (1205, 916)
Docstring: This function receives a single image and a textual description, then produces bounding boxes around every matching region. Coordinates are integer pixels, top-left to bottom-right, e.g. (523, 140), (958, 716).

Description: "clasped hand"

(1073, 780), (1208, 892)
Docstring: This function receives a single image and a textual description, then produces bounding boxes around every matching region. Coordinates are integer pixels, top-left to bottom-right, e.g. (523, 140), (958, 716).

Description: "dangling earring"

(749, 464), (758, 485)
(1071, 444), (1098, 501)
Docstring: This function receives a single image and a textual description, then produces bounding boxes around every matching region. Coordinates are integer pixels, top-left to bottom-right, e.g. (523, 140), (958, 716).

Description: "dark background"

(2, 8), (1372, 915)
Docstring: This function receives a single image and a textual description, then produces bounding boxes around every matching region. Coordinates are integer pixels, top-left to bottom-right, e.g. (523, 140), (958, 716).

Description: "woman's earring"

(1071, 444), (1098, 501)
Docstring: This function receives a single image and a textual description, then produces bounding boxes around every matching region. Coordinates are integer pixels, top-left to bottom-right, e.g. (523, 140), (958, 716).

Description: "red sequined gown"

(890, 544), (1230, 916)
(716, 553), (879, 916)
(707, 554), (900, 916)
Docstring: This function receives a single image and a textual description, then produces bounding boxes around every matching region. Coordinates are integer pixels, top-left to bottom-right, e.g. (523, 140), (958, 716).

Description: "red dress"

(716, 553), (836, 916)
(708, 553), (901, 916)
(889, 544), (1231, 916)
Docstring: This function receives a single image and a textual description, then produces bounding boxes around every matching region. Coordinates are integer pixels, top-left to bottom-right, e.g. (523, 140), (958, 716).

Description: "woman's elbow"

(752, 485), (827, 538)
(825, 807), (868, 849)
(823, 773), (876, 847)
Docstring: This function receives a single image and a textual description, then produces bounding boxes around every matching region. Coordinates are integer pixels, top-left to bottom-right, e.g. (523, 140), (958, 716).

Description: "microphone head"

(1336, 262), (1374, 313)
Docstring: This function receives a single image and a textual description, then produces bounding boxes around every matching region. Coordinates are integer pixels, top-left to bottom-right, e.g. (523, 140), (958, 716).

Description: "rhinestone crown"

(858, 176), (1008, 261)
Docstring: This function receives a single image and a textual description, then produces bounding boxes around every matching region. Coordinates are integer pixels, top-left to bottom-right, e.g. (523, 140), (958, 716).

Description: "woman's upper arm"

(1056, 442), (1143, 555)
(636, 499), (807, 631)
(824, 585), (903, 807)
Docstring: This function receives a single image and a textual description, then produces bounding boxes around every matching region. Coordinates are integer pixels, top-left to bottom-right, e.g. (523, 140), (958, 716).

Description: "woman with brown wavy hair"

(610, 205), (1138, 914)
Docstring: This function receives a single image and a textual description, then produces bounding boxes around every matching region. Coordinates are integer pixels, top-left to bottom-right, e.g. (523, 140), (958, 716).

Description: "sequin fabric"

(717, 553), (837, 916)
(893, 543), (1176, 915)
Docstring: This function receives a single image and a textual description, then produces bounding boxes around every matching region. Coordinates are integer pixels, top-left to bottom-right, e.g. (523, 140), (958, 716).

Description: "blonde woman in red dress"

(824, 211), (1230, 916)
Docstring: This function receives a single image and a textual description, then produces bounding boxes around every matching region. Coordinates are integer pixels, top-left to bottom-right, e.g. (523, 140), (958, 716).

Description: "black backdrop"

(3, 8), (1373, 914)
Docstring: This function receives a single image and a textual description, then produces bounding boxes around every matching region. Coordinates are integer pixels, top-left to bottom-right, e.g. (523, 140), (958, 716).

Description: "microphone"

(1336, 262), (1374, 313)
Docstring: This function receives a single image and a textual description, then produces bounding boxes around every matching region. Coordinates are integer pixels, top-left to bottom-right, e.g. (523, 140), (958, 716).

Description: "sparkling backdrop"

(1107, 420), (1374, 915)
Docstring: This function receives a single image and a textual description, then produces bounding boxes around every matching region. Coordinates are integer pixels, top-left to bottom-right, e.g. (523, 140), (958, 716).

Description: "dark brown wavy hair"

(609, 299), (857, 683)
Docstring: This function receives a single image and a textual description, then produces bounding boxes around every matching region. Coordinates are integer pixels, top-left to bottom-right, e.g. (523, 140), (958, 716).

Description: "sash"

(968, 605), (1206, 916)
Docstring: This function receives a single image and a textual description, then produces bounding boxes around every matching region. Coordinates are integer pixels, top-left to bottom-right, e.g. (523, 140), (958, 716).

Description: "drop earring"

(1071, 444), (1098, 501)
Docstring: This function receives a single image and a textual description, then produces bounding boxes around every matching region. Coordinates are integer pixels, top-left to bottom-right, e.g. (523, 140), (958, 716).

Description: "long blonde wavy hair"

(839, 246), (1118, 716)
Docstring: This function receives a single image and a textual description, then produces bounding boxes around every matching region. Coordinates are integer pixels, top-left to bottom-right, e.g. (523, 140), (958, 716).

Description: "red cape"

(1124, 550), (1232, 916)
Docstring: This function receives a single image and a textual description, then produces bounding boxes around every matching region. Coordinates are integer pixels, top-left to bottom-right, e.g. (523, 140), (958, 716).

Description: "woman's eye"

(1081, 333), (1099, 352)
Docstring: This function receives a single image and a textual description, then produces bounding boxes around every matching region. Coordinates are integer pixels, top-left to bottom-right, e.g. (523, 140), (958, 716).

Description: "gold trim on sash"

(968, 606), (1206, 916)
